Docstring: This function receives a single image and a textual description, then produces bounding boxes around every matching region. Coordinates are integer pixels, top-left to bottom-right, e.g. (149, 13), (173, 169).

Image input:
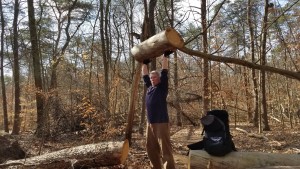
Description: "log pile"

(188, 150), (300, 169)
(0, 140), (129, 169)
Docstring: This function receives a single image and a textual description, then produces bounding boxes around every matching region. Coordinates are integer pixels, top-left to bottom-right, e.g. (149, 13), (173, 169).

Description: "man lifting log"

(131, 28), (183, 169)
(142, 51), (175, 169)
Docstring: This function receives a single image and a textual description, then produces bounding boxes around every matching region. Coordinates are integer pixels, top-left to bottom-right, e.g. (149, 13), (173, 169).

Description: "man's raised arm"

(142, 59), (150, 75)
(162, 50), (173, 69)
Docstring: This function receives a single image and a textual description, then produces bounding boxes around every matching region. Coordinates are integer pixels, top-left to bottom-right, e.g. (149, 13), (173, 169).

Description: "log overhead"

(0, 140), (129, 169)
(188, 150), (300, 169)
(131, 27), (184, 62)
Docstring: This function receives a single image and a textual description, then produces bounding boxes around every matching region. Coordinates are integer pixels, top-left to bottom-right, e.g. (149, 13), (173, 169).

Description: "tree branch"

(179, 47), (300, 81)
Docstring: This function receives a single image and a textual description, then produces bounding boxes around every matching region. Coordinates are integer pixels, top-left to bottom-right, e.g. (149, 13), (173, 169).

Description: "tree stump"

(131, 27), (184, 62)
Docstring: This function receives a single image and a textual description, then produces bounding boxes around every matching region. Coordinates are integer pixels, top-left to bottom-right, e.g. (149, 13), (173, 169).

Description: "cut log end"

(165, 27), (184, 49)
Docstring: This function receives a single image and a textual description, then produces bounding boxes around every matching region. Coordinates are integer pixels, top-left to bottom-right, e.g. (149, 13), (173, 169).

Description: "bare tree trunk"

(242, 23), (253, 123)
(149, 0), (157, 71)
(174, 51), (182, 126)
(126, 0), (157, 144)
(201, 0), (210, 114)
(11, 0), (21, 135)
(261, 0), (270, 131)
(100, 0), (112, 118)
(27, 0), (45, 137)
(126, 0), (149, 143)
(0, 0), (9, 133)
(243, 67), (253, 122)
(247, 0), (259, 127)
(167, 0), (182, 126)
(88, 7), (100, 101)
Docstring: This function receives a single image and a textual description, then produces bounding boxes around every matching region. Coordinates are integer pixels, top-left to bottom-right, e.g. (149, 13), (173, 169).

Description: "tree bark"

(260, 0), (270, 131)
(100, 0), (112, 117)
(0, 0), (9, 133)
(11, 0), (21, 135)
(174, 52), (183, 126)
(27, 0), (46, 138)
(201, 0), (210, 114)
(0, 140), (129, 169)
(131, 27), (184, 62)
(247, 0), (259, 127)
(188, 150), (300, 169)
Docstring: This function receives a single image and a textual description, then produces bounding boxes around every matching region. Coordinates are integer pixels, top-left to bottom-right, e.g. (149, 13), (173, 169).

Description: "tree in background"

(11, 0), (21, 135)
(201, 0), (209, 114)
(100, 0), (112, 118)
(247, 0), (259, 126)
(260, 0), (271, 131)
(0, 0), (9, 133)
(27, 0), (46, 137)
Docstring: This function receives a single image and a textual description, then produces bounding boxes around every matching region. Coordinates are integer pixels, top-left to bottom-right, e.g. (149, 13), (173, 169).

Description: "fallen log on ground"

(188, 150), (300, 169)
(235, 127), (269, 140)
(131, 27), (184, 62)
(0, 139), (129, 169)
(249, 166), (300, 169)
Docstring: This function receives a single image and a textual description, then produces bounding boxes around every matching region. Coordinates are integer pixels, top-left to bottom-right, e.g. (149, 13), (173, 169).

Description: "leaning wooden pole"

(0, 140), (129, 169)
(188, 150), (300, 169)
(131, 27), (184, 62)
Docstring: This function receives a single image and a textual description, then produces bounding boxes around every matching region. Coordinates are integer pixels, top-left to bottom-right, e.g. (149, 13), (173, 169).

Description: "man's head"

(150, 71), (160, 86)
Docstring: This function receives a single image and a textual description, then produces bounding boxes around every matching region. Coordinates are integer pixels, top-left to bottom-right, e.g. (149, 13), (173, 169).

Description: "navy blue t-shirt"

(143, 69), (169, 124)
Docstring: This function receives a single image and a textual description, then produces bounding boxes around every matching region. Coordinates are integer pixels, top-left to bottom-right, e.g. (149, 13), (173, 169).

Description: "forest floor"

(14, 122), (300, 168)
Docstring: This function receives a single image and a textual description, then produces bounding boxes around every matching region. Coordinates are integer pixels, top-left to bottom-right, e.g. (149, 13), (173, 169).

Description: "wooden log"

(0, 140), (129, 169)
(188, 150), (300, 169)
(249, 166), (300, 169)
(131, 27), (184, 62)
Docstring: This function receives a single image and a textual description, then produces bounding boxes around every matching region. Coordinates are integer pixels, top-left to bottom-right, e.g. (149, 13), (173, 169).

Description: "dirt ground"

(11, 122), (300, 168)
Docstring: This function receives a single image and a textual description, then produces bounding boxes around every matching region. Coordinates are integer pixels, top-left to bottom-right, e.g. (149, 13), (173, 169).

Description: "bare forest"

(0, 0), (300, 168)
